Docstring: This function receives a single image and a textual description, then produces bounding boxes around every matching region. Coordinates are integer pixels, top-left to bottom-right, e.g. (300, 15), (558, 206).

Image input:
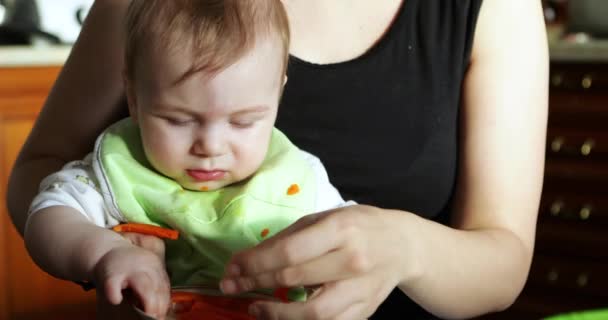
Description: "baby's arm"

(24, 156), (170, 318)
(26, 207), (170, 317)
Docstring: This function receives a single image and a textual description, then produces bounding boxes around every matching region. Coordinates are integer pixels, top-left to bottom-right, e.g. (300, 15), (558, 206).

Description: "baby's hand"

(93, 242), (171, 319)
(120, 231), (167, 261)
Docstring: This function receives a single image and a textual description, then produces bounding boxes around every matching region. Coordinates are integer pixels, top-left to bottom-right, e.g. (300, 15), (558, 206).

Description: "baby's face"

(127, 37), (285, 191)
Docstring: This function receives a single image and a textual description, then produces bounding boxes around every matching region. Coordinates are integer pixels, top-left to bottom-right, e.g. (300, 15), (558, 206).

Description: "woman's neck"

(284, 0), (405, 65)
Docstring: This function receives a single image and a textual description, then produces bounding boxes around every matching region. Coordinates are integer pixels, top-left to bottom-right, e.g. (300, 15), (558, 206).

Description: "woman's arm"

(7, 0), (131, 236)
(397, 0), (548, 317)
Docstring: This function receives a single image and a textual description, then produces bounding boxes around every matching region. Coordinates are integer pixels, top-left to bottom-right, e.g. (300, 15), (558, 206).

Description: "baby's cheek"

(146, 145), (184, 178)
(236, 147), (266, 177)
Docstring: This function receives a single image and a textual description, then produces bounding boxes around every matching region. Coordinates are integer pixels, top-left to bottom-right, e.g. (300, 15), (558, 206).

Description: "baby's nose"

(191, 128), (226, 157)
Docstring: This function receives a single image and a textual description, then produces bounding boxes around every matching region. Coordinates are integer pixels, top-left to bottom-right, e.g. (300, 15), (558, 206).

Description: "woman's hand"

(94, 233), (171, 320)
(221, 205), (414, 320)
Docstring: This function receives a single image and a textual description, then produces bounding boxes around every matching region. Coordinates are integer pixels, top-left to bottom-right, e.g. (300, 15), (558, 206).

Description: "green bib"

(93, 118), (316, 287)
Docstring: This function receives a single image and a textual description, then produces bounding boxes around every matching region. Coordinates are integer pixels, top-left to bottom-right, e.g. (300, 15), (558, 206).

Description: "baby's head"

(123, 0), (290, 191)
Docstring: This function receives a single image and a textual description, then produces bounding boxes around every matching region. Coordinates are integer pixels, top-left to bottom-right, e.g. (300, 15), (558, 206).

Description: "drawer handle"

(547, 269), (559, 283)
(581, 75), (593, 89)
(579, 205), (592, 220)
(581, 140), (595, 156)
(551, 137), (564, 153)
(551, 74), (563, 87)
(550, 201), (564, 216)
(576, 273), (589, 287)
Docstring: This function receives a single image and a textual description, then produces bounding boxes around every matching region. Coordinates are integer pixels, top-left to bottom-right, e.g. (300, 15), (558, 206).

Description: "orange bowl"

(134, 286), (276, 320)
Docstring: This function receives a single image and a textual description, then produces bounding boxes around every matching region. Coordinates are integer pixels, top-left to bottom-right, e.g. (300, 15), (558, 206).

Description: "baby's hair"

(124, 0), (290, 83)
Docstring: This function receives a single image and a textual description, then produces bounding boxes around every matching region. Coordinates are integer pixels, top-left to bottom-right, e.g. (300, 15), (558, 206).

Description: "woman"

(8, 0), (548, 319)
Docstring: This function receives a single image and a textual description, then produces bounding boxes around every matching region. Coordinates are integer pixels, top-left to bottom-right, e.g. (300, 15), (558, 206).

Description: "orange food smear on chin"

(261, 228), (270, 238)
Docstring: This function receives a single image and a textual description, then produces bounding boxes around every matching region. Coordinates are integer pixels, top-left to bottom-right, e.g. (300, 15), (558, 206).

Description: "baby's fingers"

(128, 272), (171, 320)
(101, 275), (127, 306)
(120, 232), (166, 260)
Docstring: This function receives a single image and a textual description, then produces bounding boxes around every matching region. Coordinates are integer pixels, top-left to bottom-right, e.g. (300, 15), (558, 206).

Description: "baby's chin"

(179, 180), (230, 192)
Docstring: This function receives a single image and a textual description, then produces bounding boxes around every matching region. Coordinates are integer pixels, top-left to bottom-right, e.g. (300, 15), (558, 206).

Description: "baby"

(25, 0), (348, 317)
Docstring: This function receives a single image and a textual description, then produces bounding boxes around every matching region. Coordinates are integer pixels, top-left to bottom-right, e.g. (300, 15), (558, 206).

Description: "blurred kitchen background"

(0, 0), (92, 45)
(0, 0), (607, 319)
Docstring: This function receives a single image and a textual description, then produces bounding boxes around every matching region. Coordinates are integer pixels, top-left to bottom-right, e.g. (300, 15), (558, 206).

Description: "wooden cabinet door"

(0, 67), (96, 320)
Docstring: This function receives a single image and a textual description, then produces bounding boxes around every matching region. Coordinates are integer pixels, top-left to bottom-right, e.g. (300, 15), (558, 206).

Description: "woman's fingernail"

(227, 264), (241, 277)
(238, 277), (254, 291)
(249, 304), (261, 317)
(220, 279), (237, 294)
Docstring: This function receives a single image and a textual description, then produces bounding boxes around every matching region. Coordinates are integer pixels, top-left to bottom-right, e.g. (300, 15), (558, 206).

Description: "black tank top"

(276, 0), (483, 318)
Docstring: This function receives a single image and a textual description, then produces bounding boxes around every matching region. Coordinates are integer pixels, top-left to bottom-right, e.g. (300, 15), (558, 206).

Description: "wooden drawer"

(549, 92), (608, 129)
(544, 160), (608, 188)
(547, 130), (608, 161)
(535, 219), (608, 260)
(486, 61), (608, 320)
(550, 63), (608, 93)
(483, 260), (608, 320)
(0, 66), (97, 319)
(539, 193), (608, 226)
(506, 286), (607, 319)
(0, 67), (63, 98)
(527, 254), (608, 299)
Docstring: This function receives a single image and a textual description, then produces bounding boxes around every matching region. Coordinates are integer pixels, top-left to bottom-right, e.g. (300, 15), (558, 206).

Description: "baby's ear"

(123, 70), (138, 123)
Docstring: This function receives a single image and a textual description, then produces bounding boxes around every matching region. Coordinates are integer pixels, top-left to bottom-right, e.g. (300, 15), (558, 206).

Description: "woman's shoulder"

(471, 0), (546, 62)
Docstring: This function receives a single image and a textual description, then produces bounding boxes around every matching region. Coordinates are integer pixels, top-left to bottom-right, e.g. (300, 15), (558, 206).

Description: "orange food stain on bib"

(286, 184), (299, 195)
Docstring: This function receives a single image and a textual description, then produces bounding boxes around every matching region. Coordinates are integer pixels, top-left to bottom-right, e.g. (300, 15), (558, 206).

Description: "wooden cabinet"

(481, 62), (608, 319)
(0, 66), (96, 320)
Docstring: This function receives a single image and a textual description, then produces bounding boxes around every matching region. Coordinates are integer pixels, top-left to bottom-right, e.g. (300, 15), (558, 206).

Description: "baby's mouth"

(186, 169), (226, 182)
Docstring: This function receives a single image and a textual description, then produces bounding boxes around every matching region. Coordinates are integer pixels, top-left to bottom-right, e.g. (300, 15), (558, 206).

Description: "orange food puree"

(171, 291), (259, 320)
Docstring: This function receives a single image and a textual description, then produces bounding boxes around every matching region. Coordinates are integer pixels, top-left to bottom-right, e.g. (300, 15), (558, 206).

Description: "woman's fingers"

(224, 206), (400, 319)
(251, 278), (370, 320)
(333, 303), (369, 320)
(226, 247), (371, 292)
(226, 210), (343, 278)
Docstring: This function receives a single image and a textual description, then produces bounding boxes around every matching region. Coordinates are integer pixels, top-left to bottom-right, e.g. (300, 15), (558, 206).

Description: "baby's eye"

(165, 117), (192, 126)
(230, 120), (255, 129)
